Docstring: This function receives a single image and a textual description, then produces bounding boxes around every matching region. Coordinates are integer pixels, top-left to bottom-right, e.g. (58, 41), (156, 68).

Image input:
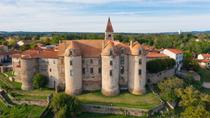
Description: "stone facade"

(11, 18), (148, 96)
(147, 68), (175, 84)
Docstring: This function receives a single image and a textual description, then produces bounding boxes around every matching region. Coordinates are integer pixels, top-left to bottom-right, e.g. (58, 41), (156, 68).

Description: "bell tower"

(105, 17), (114, 40)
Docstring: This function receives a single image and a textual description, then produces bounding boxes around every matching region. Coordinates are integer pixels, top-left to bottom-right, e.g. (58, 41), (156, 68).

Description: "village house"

(161, 49), (183, 71)
(197, 54), (210, 69)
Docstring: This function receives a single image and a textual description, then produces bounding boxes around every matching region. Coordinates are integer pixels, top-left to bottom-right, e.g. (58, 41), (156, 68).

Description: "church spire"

(105, 17), (114, 40)
(106, 17), (114, 32)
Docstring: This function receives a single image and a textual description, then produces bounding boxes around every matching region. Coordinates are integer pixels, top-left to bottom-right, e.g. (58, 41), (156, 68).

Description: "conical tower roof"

(105, 17), (114, 32)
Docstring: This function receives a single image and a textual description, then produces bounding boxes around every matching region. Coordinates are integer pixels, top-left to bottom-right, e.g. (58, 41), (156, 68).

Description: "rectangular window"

(139, 59), (142, 65)
(110, 60), (113, 65)
(90, 68), (93, 74)
(139, 50), (141, 55)
(110, 50), (113, 55)
(98, 68), (101, 73)
(70, 70), (73, 76)
(120, 56), (124, 65)
(110, 70), (112, 76)
(82, 60), (85, 64)
(138, 69), (141, 75)
(82, 68), (85, 74)
(120, 66), (124, 74)
(90, 59), (93, 64)
(70, 60), (72, 65)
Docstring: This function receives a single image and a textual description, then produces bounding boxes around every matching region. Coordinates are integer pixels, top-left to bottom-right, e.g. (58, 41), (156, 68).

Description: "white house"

(162, 49), (183, 71)
(197, 54), (210, 69)
(197, 54), (210, 60)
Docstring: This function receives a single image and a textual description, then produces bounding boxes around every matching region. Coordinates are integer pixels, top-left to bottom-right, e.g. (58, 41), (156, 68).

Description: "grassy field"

(10, 89), (54, 100)
(78, 112), (147, 118)
(0, 72), (54, 100)
(197, 69), (210, 82)
(0, 100), (44, 118)
(78, 91), (161, 109)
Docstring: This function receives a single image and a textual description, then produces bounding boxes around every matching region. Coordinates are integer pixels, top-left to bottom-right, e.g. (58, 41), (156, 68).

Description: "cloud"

(0, 0), (210, 32)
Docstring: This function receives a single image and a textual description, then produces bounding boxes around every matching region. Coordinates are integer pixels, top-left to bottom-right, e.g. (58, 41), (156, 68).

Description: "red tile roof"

(147, 52), (168, 58)
(199, 59), (210, 63)
(13, 49), (58, 59)
(201, 54), (210, 58)
(166, 49), (183, 54)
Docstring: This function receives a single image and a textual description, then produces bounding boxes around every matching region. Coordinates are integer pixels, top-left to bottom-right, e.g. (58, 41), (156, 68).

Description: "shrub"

(147, 58), (176, 73)
(32, 73), (48, 89)
(158, 77), (184, 102)
(50, 93), (81, 118)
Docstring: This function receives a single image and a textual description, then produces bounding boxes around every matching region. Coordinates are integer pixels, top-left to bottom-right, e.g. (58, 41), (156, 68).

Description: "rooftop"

(147, 52), (168, 59)
(165, 48), (183, 54)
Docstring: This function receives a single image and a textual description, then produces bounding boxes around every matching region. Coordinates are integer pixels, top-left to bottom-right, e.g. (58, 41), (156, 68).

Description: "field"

(78, 91), (161, 109)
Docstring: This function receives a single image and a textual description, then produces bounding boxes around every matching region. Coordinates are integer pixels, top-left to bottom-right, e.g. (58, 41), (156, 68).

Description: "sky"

(0, 0), (210, 33)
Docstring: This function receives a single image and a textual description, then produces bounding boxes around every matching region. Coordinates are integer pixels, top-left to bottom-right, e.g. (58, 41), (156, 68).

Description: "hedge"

(147, 58), (176, 73)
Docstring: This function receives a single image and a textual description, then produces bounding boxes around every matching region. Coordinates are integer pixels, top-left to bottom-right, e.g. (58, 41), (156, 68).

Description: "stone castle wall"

(21, 58), (38, 90)
(128, 55), (146, 95)
(82, 57), (101, 91)
(119, 54), (129, 89)
(101, 55), (120, 96)
(12, 57), (21, 82)
(147, 68), (175, 84)
(65, 56), (82, 95)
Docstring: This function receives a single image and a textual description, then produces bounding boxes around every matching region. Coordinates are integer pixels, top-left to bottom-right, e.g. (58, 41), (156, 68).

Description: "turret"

(105, 17), (114, 40)
(64, 42), (82, 95)
(101, 41), (119, 96)
(128, 42), (147, 95)
(20, 58), (38, 90)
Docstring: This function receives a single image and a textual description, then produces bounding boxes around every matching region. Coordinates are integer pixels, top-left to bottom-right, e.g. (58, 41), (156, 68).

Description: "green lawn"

(77, 91), (161, 109)
(197, 69), (210, 82)
(78, 112), (147, 118)
(10, 89), (54, 100)
(0, 72), (54, 100)
(0, 100), (44, 118)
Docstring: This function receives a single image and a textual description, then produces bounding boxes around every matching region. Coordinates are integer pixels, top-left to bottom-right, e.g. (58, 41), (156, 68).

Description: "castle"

(12, 18), (147, 96)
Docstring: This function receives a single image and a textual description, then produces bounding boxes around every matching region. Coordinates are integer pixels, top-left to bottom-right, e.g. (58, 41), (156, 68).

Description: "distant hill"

(0, 30), (210, 37)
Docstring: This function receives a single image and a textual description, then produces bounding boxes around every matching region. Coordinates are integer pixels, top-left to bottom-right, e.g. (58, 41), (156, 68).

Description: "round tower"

(21, 58), (37, 90)
(128, 42), (147, 95)
(101, 41), (120, 96)
(64, 42), (82, 95)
